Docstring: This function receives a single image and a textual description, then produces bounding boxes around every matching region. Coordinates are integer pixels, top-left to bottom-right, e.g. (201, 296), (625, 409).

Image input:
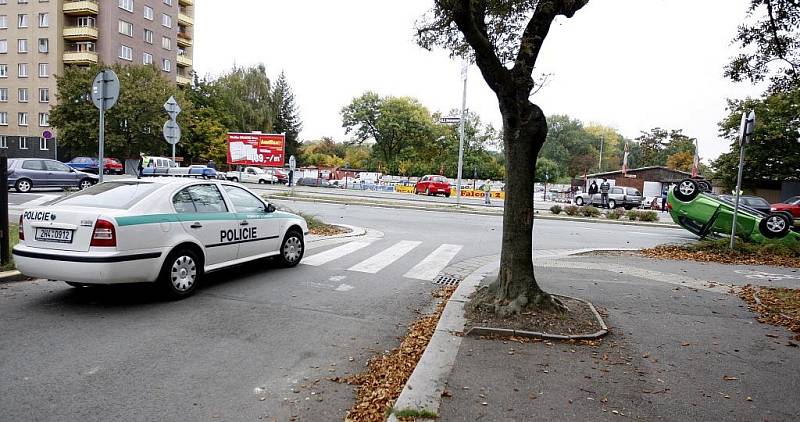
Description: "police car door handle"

(190, 222), (203, 228)
(240, 220), (249, 226)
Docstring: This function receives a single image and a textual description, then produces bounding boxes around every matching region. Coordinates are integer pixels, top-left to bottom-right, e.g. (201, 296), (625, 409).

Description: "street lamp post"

(598, 134), (604, 171)
(456, 64), (468, 207)
(730, 111), (755, 250)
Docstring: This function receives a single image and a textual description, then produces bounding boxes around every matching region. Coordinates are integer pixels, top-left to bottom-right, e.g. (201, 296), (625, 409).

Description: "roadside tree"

(416, 0), (589, 314)
(272, 71), (303, 158)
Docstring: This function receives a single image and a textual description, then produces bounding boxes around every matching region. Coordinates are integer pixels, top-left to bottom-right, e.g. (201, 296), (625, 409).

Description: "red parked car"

(415, 175), (451, 197)
(103, 158), (124, 175)
(771, 196), (800, 219)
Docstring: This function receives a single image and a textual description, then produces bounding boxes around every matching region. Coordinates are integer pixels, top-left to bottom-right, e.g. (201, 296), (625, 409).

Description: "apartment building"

(0, 0), (195, 159)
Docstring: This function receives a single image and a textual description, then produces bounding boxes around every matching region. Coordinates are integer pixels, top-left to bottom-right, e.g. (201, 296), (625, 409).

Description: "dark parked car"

(6, 158), (99, 193)
(718, 195), (772, 215)
(296, 177), (332, 188)
(65, 156), (99, 173)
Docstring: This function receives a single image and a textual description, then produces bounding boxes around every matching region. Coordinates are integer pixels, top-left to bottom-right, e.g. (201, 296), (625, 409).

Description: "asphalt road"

(0, 201), (693, 421)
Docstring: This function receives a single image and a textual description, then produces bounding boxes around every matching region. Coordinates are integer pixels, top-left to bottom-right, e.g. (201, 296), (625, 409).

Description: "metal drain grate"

(433, 274), (463, 286)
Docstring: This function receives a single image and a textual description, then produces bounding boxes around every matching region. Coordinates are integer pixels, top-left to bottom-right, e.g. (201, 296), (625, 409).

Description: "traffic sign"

(440, 116), (460, 124)
(42, 130), (53, 140)
(163, 120), (181, 145)
(289, 155), (296, 171)
(163, 96), (182, 120)
(91, 69), (120, 110)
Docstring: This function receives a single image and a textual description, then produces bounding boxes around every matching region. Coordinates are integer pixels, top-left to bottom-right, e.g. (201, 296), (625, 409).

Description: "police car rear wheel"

(159, 248), (201, 299)
(279, 230), (304, 267)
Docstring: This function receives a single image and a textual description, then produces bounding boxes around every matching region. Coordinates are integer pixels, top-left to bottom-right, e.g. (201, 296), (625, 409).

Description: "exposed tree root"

(468, 282), (569, 318)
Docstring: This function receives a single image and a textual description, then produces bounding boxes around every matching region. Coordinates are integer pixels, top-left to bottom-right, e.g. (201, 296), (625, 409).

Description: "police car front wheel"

(279, 229), (304, 267)
(159, 248), (202, 299)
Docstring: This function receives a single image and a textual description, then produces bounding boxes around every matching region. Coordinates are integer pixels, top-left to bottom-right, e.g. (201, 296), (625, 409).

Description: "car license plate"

(35, 228), (74, 243)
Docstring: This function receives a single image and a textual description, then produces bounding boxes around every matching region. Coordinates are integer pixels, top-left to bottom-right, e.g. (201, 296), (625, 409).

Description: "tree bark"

(493, 85), (549, 308)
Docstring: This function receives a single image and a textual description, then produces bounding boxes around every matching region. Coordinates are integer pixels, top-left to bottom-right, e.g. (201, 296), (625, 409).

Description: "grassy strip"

(294, 211), (349, 236)
(738, 285), (800, 341)
(642, 238), (800, 268)
(1, 223), (19, 272)
(334, 287), (455, 422)
(392, 408), (438, 419)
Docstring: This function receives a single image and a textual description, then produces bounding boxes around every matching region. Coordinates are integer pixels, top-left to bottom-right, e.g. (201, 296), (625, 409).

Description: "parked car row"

(573, 186), (643, 209)
(65, 157), (124, 175)
(5, 158), (99, 192)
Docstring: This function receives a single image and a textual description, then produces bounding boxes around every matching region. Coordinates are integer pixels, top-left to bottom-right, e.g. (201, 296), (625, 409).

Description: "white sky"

(194, 0), (764, 162)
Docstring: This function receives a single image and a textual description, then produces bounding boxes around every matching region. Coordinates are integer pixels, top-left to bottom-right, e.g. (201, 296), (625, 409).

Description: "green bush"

(606, 208), (625, 220)
(688, 238), (800, 258)
(564, 205), (579, 216)
(580, 206), (601, 217)
(638, 211), (658, 222)
(625, 210), (640, 221)
(549, 205), (563, 215)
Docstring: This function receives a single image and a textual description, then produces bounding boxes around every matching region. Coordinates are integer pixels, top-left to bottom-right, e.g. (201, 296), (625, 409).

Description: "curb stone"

(268, 194), (680, 230)
(0, 270), (26, 283)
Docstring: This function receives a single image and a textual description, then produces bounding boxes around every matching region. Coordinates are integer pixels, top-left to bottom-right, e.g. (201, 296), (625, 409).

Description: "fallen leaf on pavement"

(722, 376), (738, 381)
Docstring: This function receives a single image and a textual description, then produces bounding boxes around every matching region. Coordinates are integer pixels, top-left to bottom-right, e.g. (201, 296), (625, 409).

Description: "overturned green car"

(667, 179), (800, 244)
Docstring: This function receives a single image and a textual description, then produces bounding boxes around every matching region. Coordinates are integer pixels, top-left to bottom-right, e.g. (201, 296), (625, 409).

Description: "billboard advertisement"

(226, 133), (285, 167)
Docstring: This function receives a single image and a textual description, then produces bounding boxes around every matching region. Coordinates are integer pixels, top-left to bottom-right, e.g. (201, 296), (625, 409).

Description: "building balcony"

(176, 75), (191, 86)
(63, 0), (99, 16)
(177, 33), (192, 47)
(63, 51), (98, 65)
(176, 54), (192, 68)
(178, 12), (193, 26)
(63, 26), (98, 41)
(179, 0), (193, 5)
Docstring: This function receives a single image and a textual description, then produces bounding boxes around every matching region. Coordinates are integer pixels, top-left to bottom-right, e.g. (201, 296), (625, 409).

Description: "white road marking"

(348, 240), (422, 274)
(329, 275), (347, 282)
(403, 244), (463, 280)
(335, 284), (354, 292)
(17, 194), (59, 208)
(302, 241), (372, 266)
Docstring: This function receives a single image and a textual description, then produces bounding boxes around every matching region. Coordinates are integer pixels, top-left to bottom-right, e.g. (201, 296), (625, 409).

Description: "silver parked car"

(6, 158), (99, 193)
(574, 186), (643, 209)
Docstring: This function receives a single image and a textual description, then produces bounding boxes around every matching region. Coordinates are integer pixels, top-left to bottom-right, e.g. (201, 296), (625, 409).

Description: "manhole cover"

(433, 274), (463, 286)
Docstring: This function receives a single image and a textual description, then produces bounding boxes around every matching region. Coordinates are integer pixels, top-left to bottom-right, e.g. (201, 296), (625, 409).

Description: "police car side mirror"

(266, 203), (276, 213)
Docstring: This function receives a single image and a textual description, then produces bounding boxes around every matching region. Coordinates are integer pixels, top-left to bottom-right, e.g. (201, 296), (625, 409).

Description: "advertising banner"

(227, 133), (285, 167)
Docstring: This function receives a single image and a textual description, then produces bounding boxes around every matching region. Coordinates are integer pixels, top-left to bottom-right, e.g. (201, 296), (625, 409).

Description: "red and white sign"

(226, 133), (285, 167)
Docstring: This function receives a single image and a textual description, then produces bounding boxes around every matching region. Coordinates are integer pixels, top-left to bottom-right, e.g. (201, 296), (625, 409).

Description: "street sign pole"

(92, 69), (120, 183)
(730, 111), (755, 250)
(99, 100), (105, 183)
(1, 155), (9, 266)
(456, 64), (468, 207)
(162, 96), (182, 161)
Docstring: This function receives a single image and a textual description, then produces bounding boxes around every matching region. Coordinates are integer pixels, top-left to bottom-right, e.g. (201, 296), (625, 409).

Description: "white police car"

(13, 178), (308, 298)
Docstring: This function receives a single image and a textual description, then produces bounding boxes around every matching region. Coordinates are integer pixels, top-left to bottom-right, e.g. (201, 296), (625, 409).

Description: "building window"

(0, 136), (7, 149)
(161, 13), (172, 28)
(17, 14), (27, 28)
(118, 20), (133, 37)
(0, 40), (6, 54)
(19, 137), (28, 149)
(18, 87), (27, 102)
(18, 38), (27, 53)
(143, 28), (153, 44)
(161, 36), (171, 50)
(144, 5), (153, 20)
(0, 15), (7, 29)
(162, 58), (171, 72)
(18, 63), (27, 77)
(142, 52), (152, 65)
(38, 12), (48, 27)
(0, 112), (7, 125)
(39, 87), (48, 102)
(119, 0), (133, 12)
(39, 137), (48, 150)
(38, 38), (48, 53)
(38, 62), (47, 77)
(0, 88), (6, 102)
(77, 16), (95, 28)
(18, 112), (28, 126)
(119, 45), (132, 61)
(38, 112), (48, 127)
(18, 0), (28, 3)
(0, 64), (6, 77)
(164, 0), (172, 6)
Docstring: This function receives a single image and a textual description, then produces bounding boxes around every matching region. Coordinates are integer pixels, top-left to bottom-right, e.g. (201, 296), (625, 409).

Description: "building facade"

(0, 0), (194, 159)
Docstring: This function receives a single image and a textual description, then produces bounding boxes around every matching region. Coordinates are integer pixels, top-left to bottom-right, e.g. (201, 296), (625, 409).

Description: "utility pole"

(730, 111), (755, 250)
(456, 63), (468, 207)
(598, 134), (604, 171)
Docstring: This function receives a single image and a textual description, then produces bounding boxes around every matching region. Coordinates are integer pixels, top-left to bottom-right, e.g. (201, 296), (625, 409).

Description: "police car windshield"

(55, 181), (160, 209)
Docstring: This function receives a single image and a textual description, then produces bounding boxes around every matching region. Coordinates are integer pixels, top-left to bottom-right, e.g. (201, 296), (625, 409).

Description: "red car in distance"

(771, 196), (800, 219)
(103, 158), (124, 175)
(415, 175), (451, 197)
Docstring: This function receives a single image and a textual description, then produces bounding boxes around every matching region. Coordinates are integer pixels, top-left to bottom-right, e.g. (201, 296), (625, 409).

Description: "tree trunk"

(491, 87), (555, 313)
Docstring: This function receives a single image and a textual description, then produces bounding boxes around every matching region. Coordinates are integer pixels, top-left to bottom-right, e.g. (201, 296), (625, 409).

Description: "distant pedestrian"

(136, 154), (144, 179)
(599, 178), (611, 208)
(483, 179), (492, 205)
(661, 185), (669, 212)
(207, 159), (216, 170)
(588, 180), (598, 195)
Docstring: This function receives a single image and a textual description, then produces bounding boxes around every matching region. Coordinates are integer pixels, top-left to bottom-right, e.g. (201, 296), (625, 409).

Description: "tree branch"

(449, 0), (510, 92)
(513, 0), (589, 78)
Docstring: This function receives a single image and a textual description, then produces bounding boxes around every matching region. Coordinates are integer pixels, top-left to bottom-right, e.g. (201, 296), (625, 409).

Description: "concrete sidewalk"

(435, 255), (800, 421)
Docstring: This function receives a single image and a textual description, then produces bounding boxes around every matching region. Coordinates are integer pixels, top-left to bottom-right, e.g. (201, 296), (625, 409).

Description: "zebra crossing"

(302, 237), (585, 282)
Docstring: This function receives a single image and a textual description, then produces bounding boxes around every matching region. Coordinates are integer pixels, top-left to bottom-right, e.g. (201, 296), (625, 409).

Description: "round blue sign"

(42, 130), (53, 139)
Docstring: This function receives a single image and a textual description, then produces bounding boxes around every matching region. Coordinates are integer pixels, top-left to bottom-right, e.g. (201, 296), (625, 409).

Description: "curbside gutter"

(270, 194), (681, 230)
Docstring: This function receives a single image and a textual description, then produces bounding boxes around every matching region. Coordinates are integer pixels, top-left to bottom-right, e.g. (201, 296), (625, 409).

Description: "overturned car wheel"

(758, 213), (792, 239)
(674, 179), (700, 202)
